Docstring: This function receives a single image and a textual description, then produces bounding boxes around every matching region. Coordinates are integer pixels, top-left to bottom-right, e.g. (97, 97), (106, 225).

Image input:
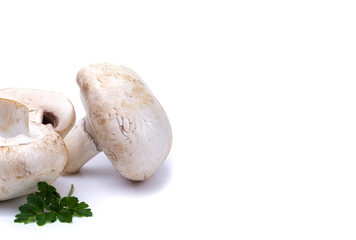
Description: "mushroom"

(64, 63), (172, 181)
(0, 88), (76, 138)
(0, 98), (67, 201)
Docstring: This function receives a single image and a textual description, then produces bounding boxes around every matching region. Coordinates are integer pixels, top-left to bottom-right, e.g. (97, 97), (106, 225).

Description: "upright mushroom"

(0, 98), (67, 201)
(64, 63), (172, 181)
(0, 88), (76, 138)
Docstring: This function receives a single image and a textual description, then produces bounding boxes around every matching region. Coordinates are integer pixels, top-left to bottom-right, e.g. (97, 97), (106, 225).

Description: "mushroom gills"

(42, 111), (59, 128)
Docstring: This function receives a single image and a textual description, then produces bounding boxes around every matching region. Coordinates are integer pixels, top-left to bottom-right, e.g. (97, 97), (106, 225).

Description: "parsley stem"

(67, 184), (74, 197)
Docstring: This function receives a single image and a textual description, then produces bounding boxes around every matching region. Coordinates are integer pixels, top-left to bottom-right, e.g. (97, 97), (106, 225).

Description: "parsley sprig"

(14, 182), (92, 226)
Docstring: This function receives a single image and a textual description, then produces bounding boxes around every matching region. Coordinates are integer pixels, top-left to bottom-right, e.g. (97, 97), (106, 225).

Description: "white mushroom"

(0, 98), (67, 201)
(64, 63), (172, 181)
(0, 88), (76, 138)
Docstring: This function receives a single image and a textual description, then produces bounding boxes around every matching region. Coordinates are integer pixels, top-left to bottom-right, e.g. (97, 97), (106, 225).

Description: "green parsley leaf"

(56, 209), (73, 223)
(36, 181), (61, 207)
(67, 196), (79, 208)
(18, 204), (35, 214)
(36, 213), (47, 226)
(74, 207), (93, 217)
(14, 182), (92, 226)
(27, 194), (44, 213)
(14, 213), (36, 224)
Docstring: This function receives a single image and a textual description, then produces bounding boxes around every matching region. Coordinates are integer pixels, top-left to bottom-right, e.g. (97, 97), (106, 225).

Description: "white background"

(0, 0), (356, 239)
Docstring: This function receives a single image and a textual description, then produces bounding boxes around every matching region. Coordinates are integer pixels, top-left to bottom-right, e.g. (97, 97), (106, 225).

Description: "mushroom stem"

(63, 116), (101, 173)
(0, 98), (30, 138)
(29, 109), (44, 123)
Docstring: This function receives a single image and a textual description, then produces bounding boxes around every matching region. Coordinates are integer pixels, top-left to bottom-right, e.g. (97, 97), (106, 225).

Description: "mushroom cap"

(0, 88), (76, 138)
(0, 103), (67, 201)
(77, 63), (172, 181)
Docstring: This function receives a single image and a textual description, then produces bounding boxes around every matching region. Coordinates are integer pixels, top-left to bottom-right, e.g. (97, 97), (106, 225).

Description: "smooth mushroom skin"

(0, 98), (67, 201)
(64, 63), (172, 181)
(0, 88), (76, 138)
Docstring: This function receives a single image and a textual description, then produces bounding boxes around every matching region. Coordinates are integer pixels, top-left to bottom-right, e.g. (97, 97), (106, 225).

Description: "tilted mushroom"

(64, 63), (172, 181)
(0, 98), (67, 201)
(0, 88), (76, 138)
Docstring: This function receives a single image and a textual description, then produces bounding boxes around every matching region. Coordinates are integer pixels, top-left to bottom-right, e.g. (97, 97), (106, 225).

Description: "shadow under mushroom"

(61, 153), (174, 197)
